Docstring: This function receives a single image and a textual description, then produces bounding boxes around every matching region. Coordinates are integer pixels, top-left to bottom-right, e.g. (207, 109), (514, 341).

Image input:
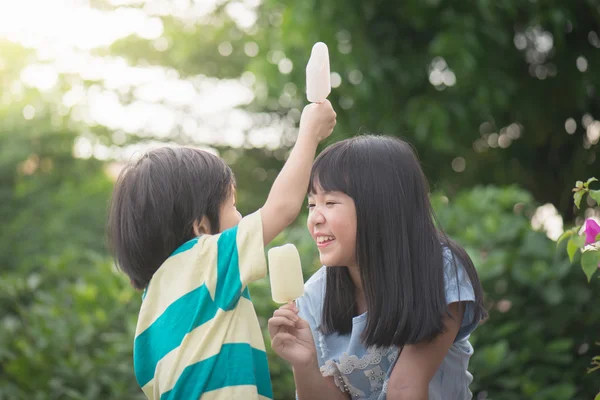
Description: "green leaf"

(572, 234), (586, 247)
(574, 191), (584, 209)
(581, 250), (600, 282)
(589, 190), (600, 205)
(594, 393), (600, 400)
(567, 238), (579, 262)
(557, 228), (575, 246)
(576, 180), (584, 189)
(585, 177), (598, 187)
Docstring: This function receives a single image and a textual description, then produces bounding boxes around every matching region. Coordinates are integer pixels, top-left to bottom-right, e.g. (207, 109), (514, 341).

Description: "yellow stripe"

(141, 382), (156, 399)
(236, 211), (267, 285)
(201, 386), (271, 400)
(141, 296), (265, 396)
(135, 236), (218, 335)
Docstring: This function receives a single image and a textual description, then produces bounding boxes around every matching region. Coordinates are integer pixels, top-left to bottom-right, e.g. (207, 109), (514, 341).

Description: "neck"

(347, 263), (367, 314)
(346, 263), (363, 290)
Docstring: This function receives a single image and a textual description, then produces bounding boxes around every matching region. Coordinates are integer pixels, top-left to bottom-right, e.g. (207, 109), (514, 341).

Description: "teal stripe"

(215, 226), (243, 310)
(242, 287), (251, 300)
(160, 343), (273, 400)
(134, 284), (218, 387)
(171, 237), (199, 257)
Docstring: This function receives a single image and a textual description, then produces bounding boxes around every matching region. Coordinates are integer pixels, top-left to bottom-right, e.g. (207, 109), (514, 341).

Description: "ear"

(193, 216), (211, 236)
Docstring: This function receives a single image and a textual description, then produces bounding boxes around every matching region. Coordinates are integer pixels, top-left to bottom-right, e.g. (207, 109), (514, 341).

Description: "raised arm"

(261, 100), (336, 245)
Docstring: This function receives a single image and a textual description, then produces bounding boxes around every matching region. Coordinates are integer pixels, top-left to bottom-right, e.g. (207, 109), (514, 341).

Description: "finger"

(272, 332), (298, 347)
(314, 99), (331, 108)
(280, 302), (299, 313)
(273, 309), (299, 320)
(293, 316), (311, 329)
(268, 316), (296, 329)
(290, 300), (299, 312)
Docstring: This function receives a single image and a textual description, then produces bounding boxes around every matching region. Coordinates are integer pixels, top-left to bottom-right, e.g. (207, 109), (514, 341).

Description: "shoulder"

(440, 245), (476, 303)
(296, 266), (327, 320)
(216, 210), (262, 244)
(441, 246), (470, 284)
(440, 245), (481, 340)
(303, 266), (327, 300)
(306, 265), (327, 288)
(204, 210), (264, 258)
(236, 210), (262, 234)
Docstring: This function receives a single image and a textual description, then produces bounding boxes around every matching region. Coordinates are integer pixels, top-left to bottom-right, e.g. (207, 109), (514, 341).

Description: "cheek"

(329, 214), (353, 239)
(335, 212), (357, 248)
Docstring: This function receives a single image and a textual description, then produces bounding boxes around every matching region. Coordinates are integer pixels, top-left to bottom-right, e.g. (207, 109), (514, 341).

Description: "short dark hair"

(107, 147), (233, 290)
(309, 135), (487, 348)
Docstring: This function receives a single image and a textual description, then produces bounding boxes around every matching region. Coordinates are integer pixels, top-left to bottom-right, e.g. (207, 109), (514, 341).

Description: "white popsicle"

(306, 42), (331, 103)
(268, 244), (305, 303)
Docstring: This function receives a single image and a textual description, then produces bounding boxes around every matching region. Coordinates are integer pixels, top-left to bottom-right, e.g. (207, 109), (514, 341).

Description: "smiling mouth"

(316, 235), (335, 247)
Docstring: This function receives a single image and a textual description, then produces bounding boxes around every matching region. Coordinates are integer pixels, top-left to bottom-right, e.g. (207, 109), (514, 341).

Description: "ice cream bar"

(268, 244), (305, 303)
(306, 42), (331, 103)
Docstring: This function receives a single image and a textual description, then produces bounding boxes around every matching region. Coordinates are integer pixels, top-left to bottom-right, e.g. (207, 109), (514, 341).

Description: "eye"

(307, 203), (315, 209)
(325, 201), (336, 206)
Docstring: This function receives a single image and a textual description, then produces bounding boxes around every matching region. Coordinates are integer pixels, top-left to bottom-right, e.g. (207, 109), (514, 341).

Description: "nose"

(307, 207), (325, 228)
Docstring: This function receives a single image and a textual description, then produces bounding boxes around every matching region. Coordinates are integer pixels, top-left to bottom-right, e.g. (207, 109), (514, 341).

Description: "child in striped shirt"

(107, 100), (336, 399)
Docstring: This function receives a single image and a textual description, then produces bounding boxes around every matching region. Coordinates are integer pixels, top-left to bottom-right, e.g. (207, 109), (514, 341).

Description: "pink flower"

(584, 219), (600, 245)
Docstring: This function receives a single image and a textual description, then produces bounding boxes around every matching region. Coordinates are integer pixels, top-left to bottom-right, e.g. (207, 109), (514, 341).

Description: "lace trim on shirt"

(322, 368), (367, 397)
(345, 347), (396, 375)
(382, 378), (389, 394)
(320, 346), (400, 397)
(320, 346), (398, 376)
(317, 330), (329, 359)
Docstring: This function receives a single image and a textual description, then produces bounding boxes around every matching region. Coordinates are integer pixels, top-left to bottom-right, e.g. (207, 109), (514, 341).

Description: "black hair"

(308, 135), (487, 348)
(107, 147), (233, 290)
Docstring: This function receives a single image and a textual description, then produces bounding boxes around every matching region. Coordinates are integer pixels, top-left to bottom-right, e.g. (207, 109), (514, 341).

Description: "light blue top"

(296, 248), (479, 400)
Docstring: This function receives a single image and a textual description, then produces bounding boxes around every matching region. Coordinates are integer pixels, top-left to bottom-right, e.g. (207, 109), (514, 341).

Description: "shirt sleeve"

(203, 210), (267, 311)
(443, 248), (478, 341)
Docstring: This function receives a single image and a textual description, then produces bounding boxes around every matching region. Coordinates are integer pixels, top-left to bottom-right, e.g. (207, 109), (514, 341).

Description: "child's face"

(218, 187), (242, 232)
(307, 187), (357, 268)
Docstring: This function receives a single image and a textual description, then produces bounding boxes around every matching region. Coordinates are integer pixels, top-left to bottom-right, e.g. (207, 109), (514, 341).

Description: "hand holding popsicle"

(268, 302), (317, 368)
(298, 99), (336, 142)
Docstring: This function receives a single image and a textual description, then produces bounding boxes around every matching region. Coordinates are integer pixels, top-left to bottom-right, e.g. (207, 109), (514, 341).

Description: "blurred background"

(1, 0), (600, 399)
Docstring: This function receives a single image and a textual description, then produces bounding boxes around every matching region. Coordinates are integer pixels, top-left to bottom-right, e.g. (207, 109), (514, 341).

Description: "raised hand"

(298, 99), (336, 143)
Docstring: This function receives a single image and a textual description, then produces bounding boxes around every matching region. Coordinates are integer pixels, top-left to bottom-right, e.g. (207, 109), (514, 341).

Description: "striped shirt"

(133, 210), (273, 400)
